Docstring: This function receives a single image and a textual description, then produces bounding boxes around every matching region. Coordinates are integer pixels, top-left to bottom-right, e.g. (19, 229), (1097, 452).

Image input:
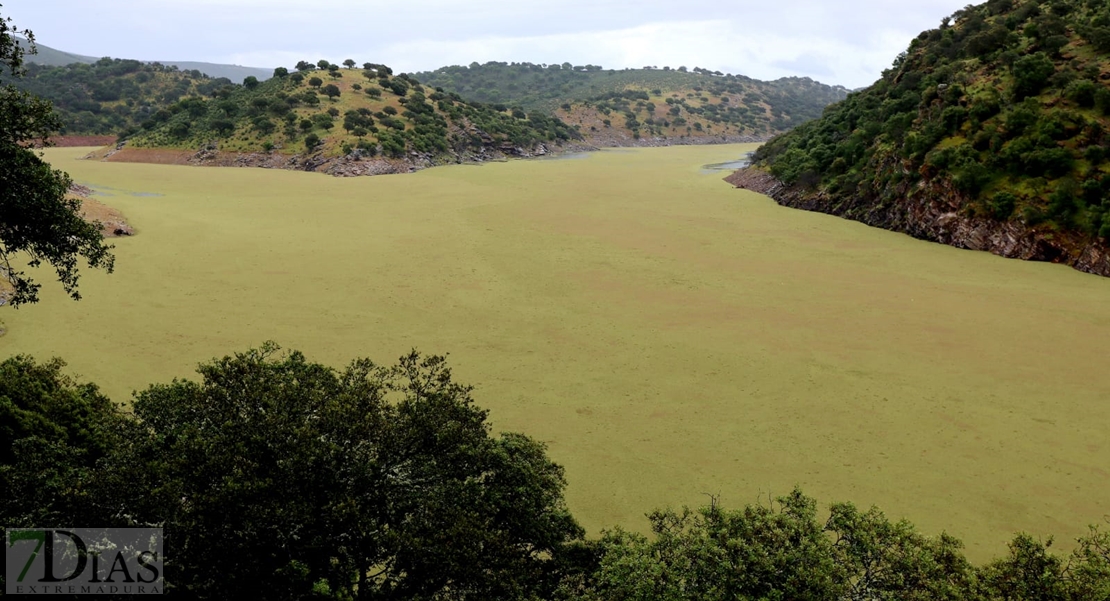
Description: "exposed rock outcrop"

(727, 167), (1110, 277)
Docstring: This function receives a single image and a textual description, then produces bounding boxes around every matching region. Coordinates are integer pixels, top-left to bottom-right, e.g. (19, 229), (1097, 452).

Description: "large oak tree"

(0, 7), (113, 306)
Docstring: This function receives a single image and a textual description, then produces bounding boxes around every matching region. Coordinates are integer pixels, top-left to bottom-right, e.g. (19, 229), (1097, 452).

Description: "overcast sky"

(5, 0), (971, 89)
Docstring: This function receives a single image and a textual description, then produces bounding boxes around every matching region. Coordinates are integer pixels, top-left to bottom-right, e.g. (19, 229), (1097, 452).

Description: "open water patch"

(80, 183), (164, 198)
(701, 152), (754, 174)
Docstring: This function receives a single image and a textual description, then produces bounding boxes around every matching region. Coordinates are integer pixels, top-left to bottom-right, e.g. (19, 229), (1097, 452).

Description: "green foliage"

(118, 58), (581, 161)
(2, 345), (584, 600)
(990, 191), (1018, 219)
(412, 61), (847, 127)
(0, 13), (114, 306)
(0, 355), (128, 599)
(570, 489), (1110, 601)
(8, 57), (229, 136)
(1011, 52), (1055, 100)
(2, 343), (1110, 599)
(755, 0), (1110, 240)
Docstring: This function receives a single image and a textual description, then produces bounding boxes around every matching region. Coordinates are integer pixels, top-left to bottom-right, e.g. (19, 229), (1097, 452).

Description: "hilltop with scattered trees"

(415, 62), (849, 144)
(10, 58), (235, 136)
(109, 59), (582, 172)
(748, 0), (1110, 276)
(10, 44), (851, 162)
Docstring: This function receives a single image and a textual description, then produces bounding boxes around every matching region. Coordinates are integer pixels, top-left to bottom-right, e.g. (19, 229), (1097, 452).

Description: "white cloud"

(5, 0), (972, 88)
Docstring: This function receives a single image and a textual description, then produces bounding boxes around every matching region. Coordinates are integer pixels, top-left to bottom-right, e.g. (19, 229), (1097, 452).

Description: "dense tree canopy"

(1, 344), (1108, 599)
(1, 345), (584, 600)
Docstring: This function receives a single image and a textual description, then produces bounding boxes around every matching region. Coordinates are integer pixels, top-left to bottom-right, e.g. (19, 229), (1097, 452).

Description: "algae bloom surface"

(4, 144), (1109, 560)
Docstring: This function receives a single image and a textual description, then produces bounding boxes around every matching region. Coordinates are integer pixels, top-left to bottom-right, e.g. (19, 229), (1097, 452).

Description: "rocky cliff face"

(726, 167), (1110, 277)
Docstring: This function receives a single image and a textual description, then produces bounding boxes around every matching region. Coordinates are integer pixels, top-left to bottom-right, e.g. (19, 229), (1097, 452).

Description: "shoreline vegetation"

(749, 0), (1110, 277)
(727, 164), (1110, 277)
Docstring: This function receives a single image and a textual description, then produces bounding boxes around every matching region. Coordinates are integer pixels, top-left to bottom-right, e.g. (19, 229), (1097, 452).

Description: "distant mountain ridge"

(14, 37), (272, 83)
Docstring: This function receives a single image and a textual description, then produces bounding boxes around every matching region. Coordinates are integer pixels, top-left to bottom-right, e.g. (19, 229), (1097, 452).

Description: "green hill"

(750, 0), (1110, 275)
(16, 37), (273, 82)
(414, 63), (848, 143)
(13, 58), (235, 135)
(126, 62), (580, 165)
(13, 36), (96, 66)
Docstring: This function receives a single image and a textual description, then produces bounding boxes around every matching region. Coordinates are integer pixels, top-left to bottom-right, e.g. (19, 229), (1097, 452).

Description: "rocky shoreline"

(581, 132), (768, 148)
(69, 183), (136, 237)
(85, 132), (763, 179)
(89, 139), (600, 178)
(725, 167), (1110, 278)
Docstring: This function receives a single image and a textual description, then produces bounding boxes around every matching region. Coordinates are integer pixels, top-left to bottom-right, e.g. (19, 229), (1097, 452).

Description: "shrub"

(990, 191), (1017, 219)
(1011, 52), (1055, 100)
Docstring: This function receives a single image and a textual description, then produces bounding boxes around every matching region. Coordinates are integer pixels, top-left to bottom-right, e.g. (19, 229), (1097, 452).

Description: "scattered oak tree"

(0, 10), (114, 306)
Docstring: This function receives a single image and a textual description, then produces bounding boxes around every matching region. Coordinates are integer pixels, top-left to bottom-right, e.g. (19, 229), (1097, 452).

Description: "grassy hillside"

(414, 63), (848, 142)
(752, 0), (1110, 272)
(128, 62), (580, 160)
(13, 58), (234, 135)
(13, 36), (96, 66)
(17, 37), (273, 82)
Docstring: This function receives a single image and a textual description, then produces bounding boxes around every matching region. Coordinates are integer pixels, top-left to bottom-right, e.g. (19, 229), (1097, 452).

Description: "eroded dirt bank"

(0, 185), (132, 308)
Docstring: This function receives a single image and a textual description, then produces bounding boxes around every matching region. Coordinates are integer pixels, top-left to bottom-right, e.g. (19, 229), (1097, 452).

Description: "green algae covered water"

(4, 144), (1109, 560)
